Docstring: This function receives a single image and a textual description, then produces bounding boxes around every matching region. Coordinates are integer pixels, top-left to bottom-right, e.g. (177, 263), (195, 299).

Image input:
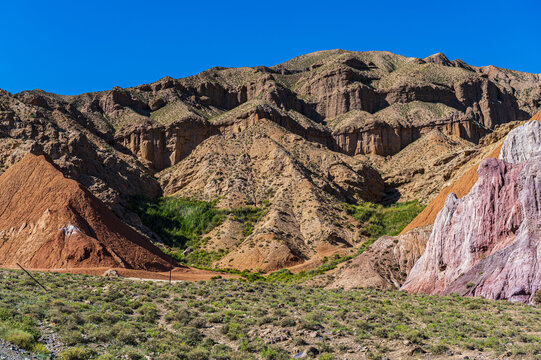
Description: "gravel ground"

(0, 339), (39, 360)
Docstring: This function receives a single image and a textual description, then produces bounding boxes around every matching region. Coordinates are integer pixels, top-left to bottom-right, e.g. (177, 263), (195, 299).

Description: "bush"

(6, 329), (35, 350)
(59, 347), (96, 360)
(188, 347), (209, 360)
(181, 326), (203, 346)
(429, 342), (449, 355)
(533, 290), (541, 305)
(32, 343), (49, 354)
(319, 355), (334, 360)
(280, 317), (296, 327)
(261, 346), (290, 360)
(406, 329), (428, 345)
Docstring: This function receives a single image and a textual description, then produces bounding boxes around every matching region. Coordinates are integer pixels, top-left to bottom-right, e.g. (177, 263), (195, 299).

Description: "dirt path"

(0, 266), (239, 282)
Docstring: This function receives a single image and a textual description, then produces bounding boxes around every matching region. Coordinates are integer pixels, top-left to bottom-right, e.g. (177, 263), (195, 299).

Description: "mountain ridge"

(0, 49), (540, 273)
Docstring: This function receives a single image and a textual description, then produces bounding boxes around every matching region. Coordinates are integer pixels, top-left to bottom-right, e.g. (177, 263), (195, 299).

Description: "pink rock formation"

(402, 122), (541, 303)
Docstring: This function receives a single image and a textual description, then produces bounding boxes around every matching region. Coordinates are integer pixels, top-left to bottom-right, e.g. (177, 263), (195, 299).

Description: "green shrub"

(180, 326), (204, 346)
(429, 341), (449, 355)
(187, 347), (209, 360)
(406, 329), (428, 345)
(261, 346), (290, 360)
(533, 290), (541, 305)
(32, 343), (49, 354)
(347, 201), (425, 239)
(59, 347), (96, 360)
(6, 329), (35, 350)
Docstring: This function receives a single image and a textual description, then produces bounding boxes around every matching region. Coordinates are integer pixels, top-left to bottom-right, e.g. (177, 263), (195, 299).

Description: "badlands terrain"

(0, 50), (541, 359)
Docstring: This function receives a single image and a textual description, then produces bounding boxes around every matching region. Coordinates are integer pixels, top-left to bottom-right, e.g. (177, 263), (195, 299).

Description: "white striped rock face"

(402, 122), (541, 303)
(499, 120), (541, 164)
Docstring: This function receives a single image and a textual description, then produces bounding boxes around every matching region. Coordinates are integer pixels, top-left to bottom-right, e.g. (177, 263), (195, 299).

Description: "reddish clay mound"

(0, 154), (177, 271)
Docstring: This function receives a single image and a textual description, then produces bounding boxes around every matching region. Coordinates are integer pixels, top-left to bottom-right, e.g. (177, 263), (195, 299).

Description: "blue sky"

(0, 0), (539, 95)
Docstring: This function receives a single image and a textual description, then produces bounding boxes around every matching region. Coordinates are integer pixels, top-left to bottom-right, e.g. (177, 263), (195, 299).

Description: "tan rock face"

(158, 120), (384, 271)
(325, 225), (432, 290)
(8, 51), (536, 180)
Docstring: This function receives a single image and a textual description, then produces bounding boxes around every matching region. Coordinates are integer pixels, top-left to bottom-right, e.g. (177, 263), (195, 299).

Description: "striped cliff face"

(402, 120), (541, 303)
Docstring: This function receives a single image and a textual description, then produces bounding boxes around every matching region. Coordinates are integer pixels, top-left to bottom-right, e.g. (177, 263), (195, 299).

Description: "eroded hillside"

(0, 50), (539, 271)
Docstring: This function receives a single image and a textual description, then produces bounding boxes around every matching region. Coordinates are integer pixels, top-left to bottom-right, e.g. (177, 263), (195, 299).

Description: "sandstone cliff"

(7, 50), (538, 178)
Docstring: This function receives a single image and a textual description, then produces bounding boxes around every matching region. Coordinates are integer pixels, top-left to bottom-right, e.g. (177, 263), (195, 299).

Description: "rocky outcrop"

(326, 225), (432, 290)
(499, 120), (541, 163)
(0, 91), (161, 207)
(0, 154), (177, 271)
(329, 77), (526, 156)
(12, 51), (536, 173)
(402, 114), (540, 233)
(114, 103), (334, 172)
(115, 116), (215, 172)
(402, 121), (541, 303)
(331, 110), (487, 156)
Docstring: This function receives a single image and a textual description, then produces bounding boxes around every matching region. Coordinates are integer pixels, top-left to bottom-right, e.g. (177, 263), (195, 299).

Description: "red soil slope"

(0, 154), (177, 271)
(401, 110), (541, 234)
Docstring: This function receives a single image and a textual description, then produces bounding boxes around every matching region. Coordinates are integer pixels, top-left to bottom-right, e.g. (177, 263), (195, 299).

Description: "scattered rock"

(293, 346), (319, 359)
(104, 269), (120, 277)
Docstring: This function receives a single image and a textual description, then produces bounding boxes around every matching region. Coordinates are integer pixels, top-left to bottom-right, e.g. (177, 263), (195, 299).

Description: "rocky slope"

(401, 112), (540, 234)
(402, 121), (541, 303)
(0, 50), (539, 272)
(325, 225), (432, 289)
(0, 90), (161, 216)
(158, 119), (384, 271)
(0, 154), (176, 271)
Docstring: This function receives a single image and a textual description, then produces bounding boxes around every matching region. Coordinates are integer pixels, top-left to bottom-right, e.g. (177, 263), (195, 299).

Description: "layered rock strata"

(0, 154), (177, 271)
(402, 121), (541, 303)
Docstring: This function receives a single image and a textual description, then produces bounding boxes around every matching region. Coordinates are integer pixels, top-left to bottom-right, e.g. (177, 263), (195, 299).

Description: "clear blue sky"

(1, 0), (539, 95)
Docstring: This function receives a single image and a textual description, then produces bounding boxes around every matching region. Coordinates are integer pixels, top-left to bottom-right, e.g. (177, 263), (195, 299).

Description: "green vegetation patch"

(0, 304), (49, 355)
(347, 200), (425, 239)
(1, 269), (541, 359)
(130, 197), (268, 267)
(130, 197), (227, 248)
